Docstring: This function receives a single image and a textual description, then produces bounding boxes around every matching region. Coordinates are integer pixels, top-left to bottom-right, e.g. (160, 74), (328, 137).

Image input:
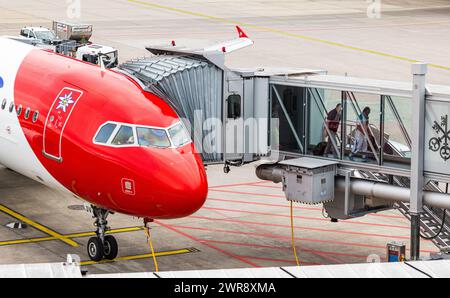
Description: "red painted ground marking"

(189, 215), (410, 240)
(201, 206), (410, 230)
(170, 224), (437, 253)
(248, 184), (281, 189)
(240, 255), (319, 266)
(209, 181), (269, 189)
(209, 189), (286, 198)
(209, 183), (405, 219)
(155, 220), (260, 268)
(201, 239), (373, 260)
(207, 197), (406, 220)
(209, 191), (407, 221)
(193, 213), (343, 264)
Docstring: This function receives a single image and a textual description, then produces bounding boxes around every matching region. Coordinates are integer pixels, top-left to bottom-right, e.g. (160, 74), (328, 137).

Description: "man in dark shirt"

(324, 103), (342, 157)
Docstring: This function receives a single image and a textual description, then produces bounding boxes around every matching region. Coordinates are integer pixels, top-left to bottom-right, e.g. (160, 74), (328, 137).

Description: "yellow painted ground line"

(0, 222), (198, 266)
(0, 226), (144, 247)
(80, 247), (198, 266)
(0, 237), (55, 246)
(66, 227), (144, 238)
(127, 0), (450, 71)
(0, 205), (79, 247)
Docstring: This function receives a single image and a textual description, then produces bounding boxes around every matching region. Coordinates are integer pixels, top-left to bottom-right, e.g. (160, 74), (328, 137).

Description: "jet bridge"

(119, 45), (324, 165)
(120, 42), (450, 259)
(257, 67), (450, 258)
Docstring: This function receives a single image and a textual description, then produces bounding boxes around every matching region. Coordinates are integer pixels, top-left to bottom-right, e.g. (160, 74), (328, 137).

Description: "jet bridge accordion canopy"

(120, 55), (223, 163)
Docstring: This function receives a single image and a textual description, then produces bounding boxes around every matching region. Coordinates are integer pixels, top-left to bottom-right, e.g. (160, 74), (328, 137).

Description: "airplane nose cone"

(165, 160), (208, 217)
(143, 149), (208, 219)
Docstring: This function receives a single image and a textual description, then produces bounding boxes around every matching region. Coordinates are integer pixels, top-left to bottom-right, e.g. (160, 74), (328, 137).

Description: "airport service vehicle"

(0, 27), (253, 261)
(19, 21), (118, 69)
(19, 26), (63, 45)
(53, 21), (119, 68)
(74, 44), (119, 69)
(52, 21), (92, 42)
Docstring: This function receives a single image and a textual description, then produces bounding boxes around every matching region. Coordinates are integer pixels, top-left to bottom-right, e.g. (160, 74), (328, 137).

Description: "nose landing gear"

(87, 206), (118, 262)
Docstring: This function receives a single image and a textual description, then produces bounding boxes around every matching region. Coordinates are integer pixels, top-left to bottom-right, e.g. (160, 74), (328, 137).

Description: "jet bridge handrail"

(385, 95), (412, 150)
(346, 121), (405, 158)
(345, 91), (381, 164)
(346, 91), (381, 149)
(307, 88), (341, 157)
(272, 85), (304, 153)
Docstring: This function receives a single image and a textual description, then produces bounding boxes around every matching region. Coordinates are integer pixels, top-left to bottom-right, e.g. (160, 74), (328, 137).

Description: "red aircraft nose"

(155, 152), (208, 218)
(127, 145), (208, 219)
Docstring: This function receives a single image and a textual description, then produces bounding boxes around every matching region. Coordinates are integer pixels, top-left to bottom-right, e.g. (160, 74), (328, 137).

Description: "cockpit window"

(111, 125), (135, 146)
(94, 121), (191, 149)
(137, 127), (171, 148)
(168, 123), (190, 147)
(95, 123), (117, 144)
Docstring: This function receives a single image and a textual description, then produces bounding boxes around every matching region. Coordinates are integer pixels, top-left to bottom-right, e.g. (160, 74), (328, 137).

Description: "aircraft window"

(24, 108), (30, 119)
(111, 125), (135, 146)
(8, 102), (14, 113)
(16, 104), (22, 116)
(32, 111), (39, 123)
(168, 123), (191, 147)
(136, 127), (170, 148)
(1, 99), (6, 110)
(95, 123), (117, 144)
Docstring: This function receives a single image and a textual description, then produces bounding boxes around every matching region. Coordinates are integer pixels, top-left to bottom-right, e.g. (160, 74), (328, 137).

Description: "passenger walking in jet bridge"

(323, 103), (342, 158)
(349, 106), (371, 162)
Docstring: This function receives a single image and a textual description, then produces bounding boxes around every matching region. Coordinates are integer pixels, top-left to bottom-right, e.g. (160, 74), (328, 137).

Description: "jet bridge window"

(227, 94), (241, 119)
(94, 123), (117, 144)
(111, 125), (135, 146)
(136, 127), (170, 148)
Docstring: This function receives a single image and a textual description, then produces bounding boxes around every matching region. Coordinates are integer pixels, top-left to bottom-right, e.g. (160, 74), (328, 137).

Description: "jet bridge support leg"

(410, 63), (427, 260)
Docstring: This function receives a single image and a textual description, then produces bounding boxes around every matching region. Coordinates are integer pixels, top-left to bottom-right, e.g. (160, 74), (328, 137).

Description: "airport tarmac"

(0, 0), (448, 274)
(0, 163), (440, 274)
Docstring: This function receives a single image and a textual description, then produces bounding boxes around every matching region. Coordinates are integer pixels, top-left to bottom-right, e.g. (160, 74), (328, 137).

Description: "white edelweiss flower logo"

(56, 92), (75, 113)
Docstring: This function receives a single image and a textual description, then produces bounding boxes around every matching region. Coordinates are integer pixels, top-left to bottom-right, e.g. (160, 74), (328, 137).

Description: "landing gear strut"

(87, 206), (118, 262)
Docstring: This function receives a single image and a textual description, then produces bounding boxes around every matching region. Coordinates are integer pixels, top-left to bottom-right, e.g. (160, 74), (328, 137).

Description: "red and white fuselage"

(0, 37), (208, 219)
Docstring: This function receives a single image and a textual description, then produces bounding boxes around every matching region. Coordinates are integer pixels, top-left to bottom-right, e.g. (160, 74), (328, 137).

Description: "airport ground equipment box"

(280, 158), (338, 204)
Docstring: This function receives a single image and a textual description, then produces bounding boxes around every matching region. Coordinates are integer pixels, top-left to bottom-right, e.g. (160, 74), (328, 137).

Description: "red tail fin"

(236, 26), (248, 38)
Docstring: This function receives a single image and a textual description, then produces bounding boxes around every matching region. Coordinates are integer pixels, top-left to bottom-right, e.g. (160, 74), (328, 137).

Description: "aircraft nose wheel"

(87, 237), (104, 262)
(103, 235), (118, 260)
(87, 235), (118, 261)
(86, 206), (119, 262)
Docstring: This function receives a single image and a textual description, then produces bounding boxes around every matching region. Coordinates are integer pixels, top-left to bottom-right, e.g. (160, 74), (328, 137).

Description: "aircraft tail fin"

(203, 26), (254, 53)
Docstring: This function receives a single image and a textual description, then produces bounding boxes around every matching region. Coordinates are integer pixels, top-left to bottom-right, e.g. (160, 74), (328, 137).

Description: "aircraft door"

(43, 87), (83, 162)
